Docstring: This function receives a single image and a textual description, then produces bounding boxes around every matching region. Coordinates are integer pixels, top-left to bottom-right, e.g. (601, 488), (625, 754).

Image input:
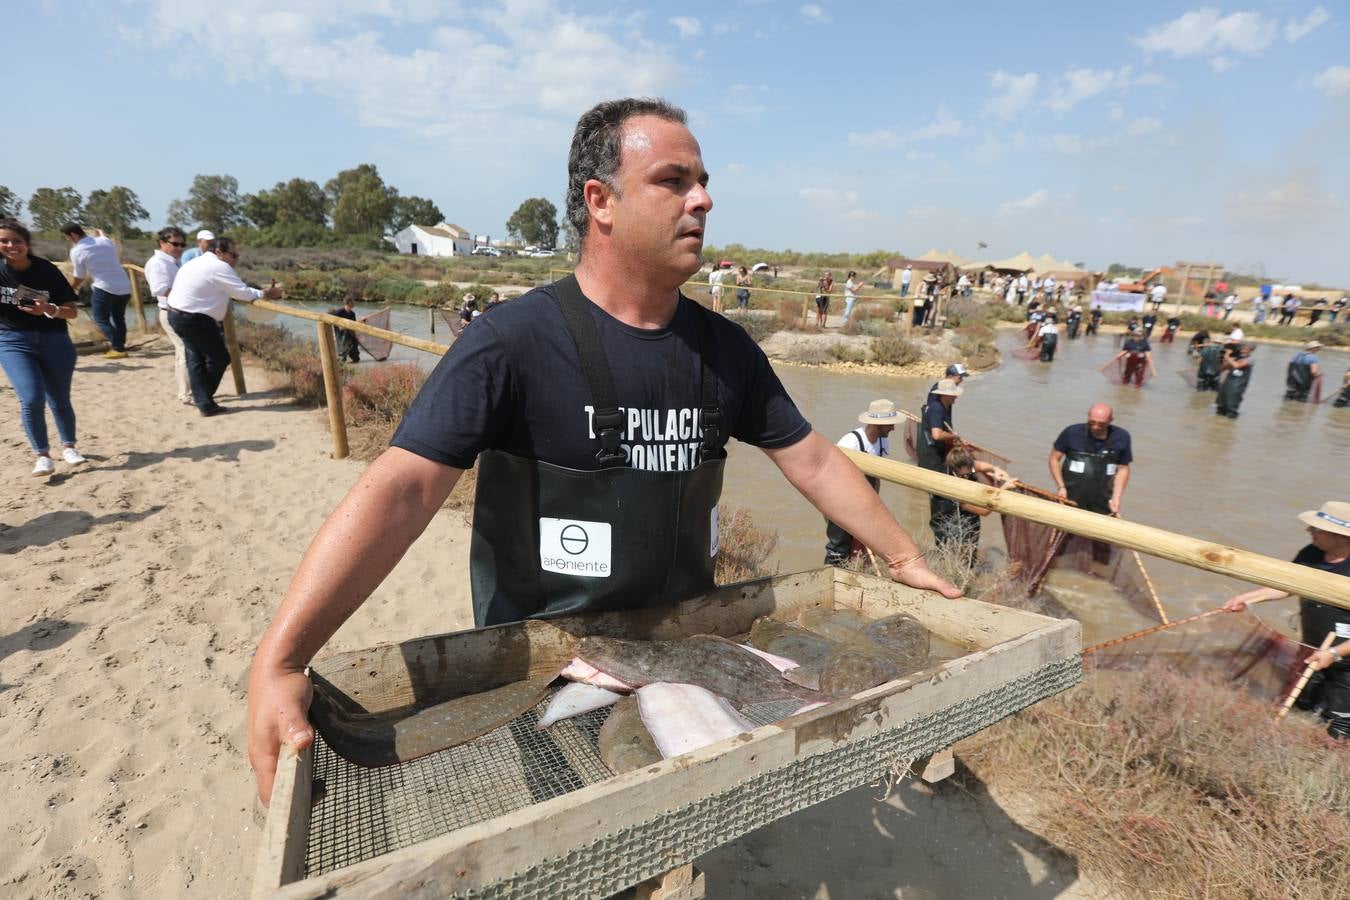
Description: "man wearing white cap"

(824, 399), (897, 565)
(1224, 501), (1350, 740)
(917, 379), (962, 473)
(1285, 340), (1323, 402)
(180, 229), (215, 265)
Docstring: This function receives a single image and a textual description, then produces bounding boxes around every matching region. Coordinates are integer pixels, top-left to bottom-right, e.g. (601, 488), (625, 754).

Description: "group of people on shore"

(0, 217), (283, 477)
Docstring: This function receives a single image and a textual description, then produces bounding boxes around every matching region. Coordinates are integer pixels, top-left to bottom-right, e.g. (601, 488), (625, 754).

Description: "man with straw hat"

(824, 399), (898, 565)
(916, 378), (962, 473)
(1223, 501), (1350, 740)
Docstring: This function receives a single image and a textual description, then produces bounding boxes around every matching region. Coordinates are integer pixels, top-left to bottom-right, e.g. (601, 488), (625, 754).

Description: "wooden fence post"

(317, 321), (350, 460)
(222, 311), (247, 396)
(429, 306), (435, 334)
(124, 265), (151, 333)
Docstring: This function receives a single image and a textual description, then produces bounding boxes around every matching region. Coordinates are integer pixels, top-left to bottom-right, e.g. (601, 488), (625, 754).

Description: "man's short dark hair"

(566, 97), (687, 247)
(212, 236), (237, 255)
(157, 226), (185, 244)
(60, 223), (86, 238)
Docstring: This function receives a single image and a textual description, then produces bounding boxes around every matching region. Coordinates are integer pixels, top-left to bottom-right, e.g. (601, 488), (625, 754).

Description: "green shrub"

(828, 341), (867, 363)
(869, 332), (923, 366)
(723, 311), (781, 343)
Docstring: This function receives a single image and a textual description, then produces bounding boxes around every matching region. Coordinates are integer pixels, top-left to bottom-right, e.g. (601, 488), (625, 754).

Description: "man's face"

(161, 236), (185, 260)
(198, 238), (211, 252)
(1087, 412), (1111, 439)
(877, 424), (895, 437)
(604, 116), (711, 283)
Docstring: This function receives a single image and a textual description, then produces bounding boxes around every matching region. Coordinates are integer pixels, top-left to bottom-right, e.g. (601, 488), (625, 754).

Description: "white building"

(392, 222), (474, 257)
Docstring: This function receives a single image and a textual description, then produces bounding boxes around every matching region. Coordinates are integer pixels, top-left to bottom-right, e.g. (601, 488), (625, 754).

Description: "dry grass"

(714, 505), (779, 584)
(341, 363), (426, 460)
(959, 666), (1350, 898)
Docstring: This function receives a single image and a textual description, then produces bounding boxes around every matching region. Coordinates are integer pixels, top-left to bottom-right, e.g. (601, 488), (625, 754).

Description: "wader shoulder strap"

(690, 303), (722, 457)
(555, 275), (627, 468)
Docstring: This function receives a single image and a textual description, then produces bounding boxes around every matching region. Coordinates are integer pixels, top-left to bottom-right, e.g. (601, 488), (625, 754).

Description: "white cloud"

(1127, 117), (1163, 136)
(669, 16), (701, 38)
(985, 71), (1039, 120)
(800, 187), (877, 222)
(1312, 65), (1350, 96)
(1045, 66), (1145, 113)
(847, 105), (963, 149)
(1108, 104), (1125, 121)
(800, 4), (831, 25)
(1229, 173), (1340, 223)
(1285, 6), (1330, 42)
(998, 188), (1049, 216)
(1209, 56), (1235, 73)
(127, 0), (683, 142)
(712, 20), (741, 36)
(1135, 8), (1276, 63)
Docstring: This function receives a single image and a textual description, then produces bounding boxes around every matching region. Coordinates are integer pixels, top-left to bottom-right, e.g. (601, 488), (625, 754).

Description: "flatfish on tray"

(597, 697), (661, 774)
(577, 635), (823, 706)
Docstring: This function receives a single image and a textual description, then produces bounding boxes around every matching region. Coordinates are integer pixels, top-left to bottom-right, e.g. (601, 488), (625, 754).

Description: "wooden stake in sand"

(1276, 631), (1336, 723)
(316, 321), (350, 460)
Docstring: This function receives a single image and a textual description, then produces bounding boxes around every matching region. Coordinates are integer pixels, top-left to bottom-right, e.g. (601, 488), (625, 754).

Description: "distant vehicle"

(528, 248), (556, 258)
(751, 262), (771, 273)
(472, 246), (503, 257)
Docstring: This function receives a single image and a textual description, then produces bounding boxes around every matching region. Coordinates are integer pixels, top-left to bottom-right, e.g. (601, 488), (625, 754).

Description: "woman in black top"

(0, 219), (86, 477)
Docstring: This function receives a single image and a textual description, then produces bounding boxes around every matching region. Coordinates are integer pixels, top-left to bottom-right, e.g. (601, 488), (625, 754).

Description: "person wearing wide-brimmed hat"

(1224, 501), (1350, 740)
(916, 378), (962, 473)
(824, 399), (898, 565)
(1285, 340), (1323, 402)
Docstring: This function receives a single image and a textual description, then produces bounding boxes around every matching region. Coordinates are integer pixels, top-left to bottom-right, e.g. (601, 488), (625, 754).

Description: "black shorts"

(815, 295), (829, 312)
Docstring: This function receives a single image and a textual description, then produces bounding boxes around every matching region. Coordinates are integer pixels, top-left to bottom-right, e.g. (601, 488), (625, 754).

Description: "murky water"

(268, 303), (1349, 642)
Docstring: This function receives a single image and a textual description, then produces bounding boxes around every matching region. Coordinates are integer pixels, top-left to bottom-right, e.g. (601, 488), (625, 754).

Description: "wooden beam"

(251, 743), (314, 899)
(223, 312), (247, 396)
(841, 449), (1350, 610)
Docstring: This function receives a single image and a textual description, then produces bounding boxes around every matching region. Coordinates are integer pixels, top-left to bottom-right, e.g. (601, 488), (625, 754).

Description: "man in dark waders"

(824, 399), (898, 565)
(1195, 337), (1223, 391)
(917, 379), (963, 473)
(244, 97), (960, 804)
(1285, 340), (1322, 402)
(1066, 303), (1082, 339)
(1216, 340), (1253, 418)
(328, 297), (360, 363)
(1048, 403), (1132, 516)
(1224, 501), (1350, 741)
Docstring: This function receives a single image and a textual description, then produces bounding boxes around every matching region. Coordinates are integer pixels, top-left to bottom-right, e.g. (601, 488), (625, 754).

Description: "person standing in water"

(1049, 403), (1132, 516)
(1285, 340), (1323, 402)
(1215, 338), (1253, 418)
(824, 399), (898, 566)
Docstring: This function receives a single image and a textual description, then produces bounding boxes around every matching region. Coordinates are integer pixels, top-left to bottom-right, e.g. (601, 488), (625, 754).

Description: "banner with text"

(1090, 289), (1146, 312)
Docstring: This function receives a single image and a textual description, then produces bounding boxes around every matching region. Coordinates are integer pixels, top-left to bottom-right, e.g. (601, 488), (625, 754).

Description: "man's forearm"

(1048, 451), (1065, 490)
(766, 431), (923, 564)
(1112, 465), (1130, 504)
(254, 448), (460, 671)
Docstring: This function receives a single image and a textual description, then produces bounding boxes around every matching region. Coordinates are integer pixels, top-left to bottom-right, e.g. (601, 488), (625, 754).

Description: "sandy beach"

(0, 332), (1095, 898)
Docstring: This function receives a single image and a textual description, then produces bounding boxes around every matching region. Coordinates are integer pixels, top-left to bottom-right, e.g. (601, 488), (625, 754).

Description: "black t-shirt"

(921, 397), (952, 438)
(1053, 423), (1133, 465)
(0, 255), (77, 332)
(392, 284), (812, 471)
(1123, 337), (1151, 356)
(329, 307), (356, 321)
(1293, 544), (1350, 652)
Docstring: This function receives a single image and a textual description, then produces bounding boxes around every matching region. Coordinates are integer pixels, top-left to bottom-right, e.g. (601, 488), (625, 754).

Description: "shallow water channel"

(271, 302), (1350, 643)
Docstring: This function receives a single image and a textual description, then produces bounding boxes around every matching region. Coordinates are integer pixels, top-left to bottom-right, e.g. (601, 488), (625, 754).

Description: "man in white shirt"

(180, 229), (215, 265)
(1149, 282), (1167, 311)
(62, 223), (133, 358)
(167, 237), (283, 416)
(900, 264), (913, 298)
(144, 227), (191, 404)
(824, 398), (897, 565)
(1222, 293), (1238, 320)
(707, 261), (727, 313)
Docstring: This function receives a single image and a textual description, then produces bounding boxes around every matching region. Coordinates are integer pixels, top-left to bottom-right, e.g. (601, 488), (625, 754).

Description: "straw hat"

(932, 378), (963, 398)
(858, 399), (900, 426)
(1298, 501), (1350, 537)
(1305, 340), (1323, 350)
(462, 293), (476, 305)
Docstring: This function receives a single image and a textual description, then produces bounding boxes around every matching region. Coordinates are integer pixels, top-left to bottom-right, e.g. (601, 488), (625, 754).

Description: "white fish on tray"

(535, 682), (626, 730)
(636, 682), (756, 758)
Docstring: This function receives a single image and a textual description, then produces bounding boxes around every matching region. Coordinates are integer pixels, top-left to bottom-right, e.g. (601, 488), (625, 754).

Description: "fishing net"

(354, 307), (393, 361)
(1177, 368), (1198, 389)
(901, 417), (1012, 469)
(440, 308), (464, 337)
(1086, 610), (1311, 704)
(1010, 344), (1042, 362)
(1102, 355), (1154, 388)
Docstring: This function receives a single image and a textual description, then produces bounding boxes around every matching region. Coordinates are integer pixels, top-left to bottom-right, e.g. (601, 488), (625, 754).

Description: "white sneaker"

(32, 456), (54, 477)
(62, 447), (87, 466)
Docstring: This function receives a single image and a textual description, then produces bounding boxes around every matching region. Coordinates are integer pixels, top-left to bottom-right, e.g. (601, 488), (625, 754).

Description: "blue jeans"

(0, 328), (78, 453)
(900, 283), (910, 297)
(843, 296), (856, 321)
(167, 309), (229, 409)
(91, 287), (131, 351)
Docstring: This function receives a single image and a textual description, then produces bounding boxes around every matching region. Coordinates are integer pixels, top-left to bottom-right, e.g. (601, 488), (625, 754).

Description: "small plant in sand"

(828, 341), (867, 364)
(868, 331), (923, 366)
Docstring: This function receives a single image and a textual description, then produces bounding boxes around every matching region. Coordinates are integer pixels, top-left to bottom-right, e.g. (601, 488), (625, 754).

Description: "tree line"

(1, 170), (565, 253)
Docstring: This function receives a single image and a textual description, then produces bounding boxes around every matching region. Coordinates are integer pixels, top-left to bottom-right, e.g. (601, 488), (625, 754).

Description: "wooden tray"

(254, 567), (1080, 898)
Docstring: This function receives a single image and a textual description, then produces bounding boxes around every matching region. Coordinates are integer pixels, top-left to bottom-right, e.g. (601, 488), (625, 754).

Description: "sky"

(11, 1), (1350, 284)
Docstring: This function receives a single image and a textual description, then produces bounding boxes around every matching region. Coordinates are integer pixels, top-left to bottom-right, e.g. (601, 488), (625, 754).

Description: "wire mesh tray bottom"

(305, 691), (802, 877)
(304, 658), (1083, 890)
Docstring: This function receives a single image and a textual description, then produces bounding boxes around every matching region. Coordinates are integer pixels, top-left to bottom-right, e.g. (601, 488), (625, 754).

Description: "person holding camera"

(0, 219), (87, 477)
